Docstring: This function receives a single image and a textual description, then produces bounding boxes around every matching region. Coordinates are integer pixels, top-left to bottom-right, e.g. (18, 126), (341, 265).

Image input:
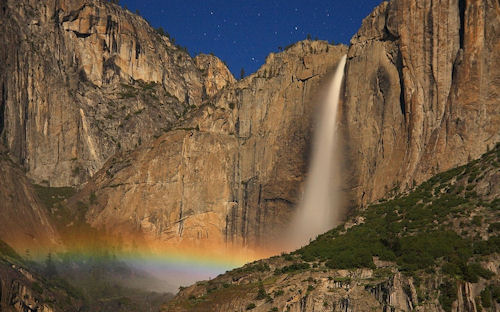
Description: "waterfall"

(287, 55), (347, 249)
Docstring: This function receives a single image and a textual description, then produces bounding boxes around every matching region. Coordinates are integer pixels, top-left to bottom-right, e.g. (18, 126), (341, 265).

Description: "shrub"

(439, 281), (458, 312)
(490, 284), (500, 303)
(273, 289), (284, 297)
(246, 303), (256, 310)
(480, 288), (492, 308)
(277, 262), (310, 274)
(255, 286), (267, 300)
(467, 263), (494, 280)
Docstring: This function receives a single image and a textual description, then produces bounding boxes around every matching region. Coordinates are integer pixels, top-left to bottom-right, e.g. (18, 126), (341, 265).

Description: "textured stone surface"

(194, 54), (236, 98)
(163, 257), (498, 312)
(74, 41), (347, 252)
(340, 0), (500, 206)
(0, 146), (61, 257)
(0, 256), (81, 311)
(0, 0), (232, 186)
(1, 0), (498, 263)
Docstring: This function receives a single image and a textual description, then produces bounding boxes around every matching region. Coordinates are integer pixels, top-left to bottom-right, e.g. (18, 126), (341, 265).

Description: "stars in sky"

(121, 0), (383, 76)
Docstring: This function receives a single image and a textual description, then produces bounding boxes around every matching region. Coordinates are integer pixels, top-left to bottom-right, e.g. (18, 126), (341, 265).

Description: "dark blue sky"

(120, 0), (383, 77)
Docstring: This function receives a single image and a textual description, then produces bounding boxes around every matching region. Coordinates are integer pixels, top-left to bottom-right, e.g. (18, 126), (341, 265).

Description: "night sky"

(119, 0), (383, 77)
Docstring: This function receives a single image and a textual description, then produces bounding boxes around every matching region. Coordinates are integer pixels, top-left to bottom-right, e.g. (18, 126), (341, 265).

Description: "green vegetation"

(246, 303), (256, 310)
(273, 289), (284, 297)
(480, 288), (492, 308)
(0, 239), (22, 260)
(255, 285), (267, 300)
(274, 262), (310, 274)
(33, 184), (76, 209)
(235, 262), (270, 274)
(294, 144), (500, 284)
(439, 280), (458, 312)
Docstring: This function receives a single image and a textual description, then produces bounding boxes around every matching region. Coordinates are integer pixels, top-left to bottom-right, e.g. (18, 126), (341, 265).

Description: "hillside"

(0, 240), (173, 312)
(164, 144), (500, 312)
(0, 242), (82, 312)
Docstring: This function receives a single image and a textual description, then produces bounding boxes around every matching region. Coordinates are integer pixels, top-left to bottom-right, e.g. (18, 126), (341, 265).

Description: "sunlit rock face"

(75, 41), (347, 253)
(341, 0), (500, 206)
(194, 54), (237, 98)
(0, 0), (233, 186)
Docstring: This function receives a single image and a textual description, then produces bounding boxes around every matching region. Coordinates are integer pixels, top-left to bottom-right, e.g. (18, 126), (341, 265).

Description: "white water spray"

(287, 55), (347, 249)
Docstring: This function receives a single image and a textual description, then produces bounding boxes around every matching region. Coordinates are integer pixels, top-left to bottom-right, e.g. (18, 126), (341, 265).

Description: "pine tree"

(240, 68), (245, 80)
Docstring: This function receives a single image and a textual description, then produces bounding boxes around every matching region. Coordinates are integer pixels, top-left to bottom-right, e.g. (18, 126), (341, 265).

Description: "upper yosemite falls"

(0, 0), (499, 311)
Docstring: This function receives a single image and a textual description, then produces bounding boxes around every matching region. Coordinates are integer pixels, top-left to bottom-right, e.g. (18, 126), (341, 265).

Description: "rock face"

(165, 265), (498, 312)
(0, 0), (233, 186)
(194, 54), (236, 98)
(0, 254), (81, 312)
(1, 0), (498, 262)
(74, 0), (499, 254)
(341, 0), (500, 206)
(0, 146), (61, 257)
(75, 41), (347, 252)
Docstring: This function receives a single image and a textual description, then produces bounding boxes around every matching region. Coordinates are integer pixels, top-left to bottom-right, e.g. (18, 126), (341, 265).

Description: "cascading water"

(287, 55), (347, 249)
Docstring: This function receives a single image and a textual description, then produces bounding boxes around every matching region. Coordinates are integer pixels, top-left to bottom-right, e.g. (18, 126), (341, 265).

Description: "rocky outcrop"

(163, 258), (497, 312)
(0, 256), (81, 312)
(0, 146), (61, 257)
(71, 41), (346, 253)
(0, 0), (233, 186)
(195, 54), (236, 98)
(341, 0), (500, 206)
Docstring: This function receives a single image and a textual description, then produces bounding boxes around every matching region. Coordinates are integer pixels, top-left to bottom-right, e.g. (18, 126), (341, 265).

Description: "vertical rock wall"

(341, 0), (499, 206)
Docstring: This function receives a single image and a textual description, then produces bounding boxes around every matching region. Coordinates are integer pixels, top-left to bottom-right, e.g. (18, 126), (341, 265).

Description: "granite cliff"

(341, 0), (500, 206)
(0, 0), (498, 275)
(72, 41), (347, 253)
(0, 0), (233, 187)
